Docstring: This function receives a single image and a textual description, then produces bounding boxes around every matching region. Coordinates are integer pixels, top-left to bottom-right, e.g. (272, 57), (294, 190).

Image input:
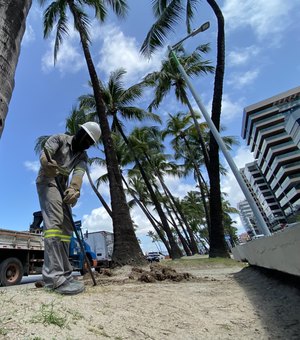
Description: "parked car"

(146, 252), (165, 262)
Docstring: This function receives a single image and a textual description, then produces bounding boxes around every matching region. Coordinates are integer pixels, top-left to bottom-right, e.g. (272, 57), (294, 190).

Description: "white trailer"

(84, 231), (113, 268)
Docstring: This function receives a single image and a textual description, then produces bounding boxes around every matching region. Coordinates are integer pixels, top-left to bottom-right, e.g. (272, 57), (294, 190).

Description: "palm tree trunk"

(206, 0), (230, 258)
(0, 0), (32, 137)
(122, 175), (171, 254)
(155, 173), (199, 255)
(165, 202), (192, 256)
(86, 166), (112, 217)
(183, 136), (211, 230)
(69, 2), (145, 266)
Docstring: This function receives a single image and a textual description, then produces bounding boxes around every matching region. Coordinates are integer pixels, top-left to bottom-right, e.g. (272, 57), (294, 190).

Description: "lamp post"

(168, 24), (271, 236)
(172, 21), (210, 50)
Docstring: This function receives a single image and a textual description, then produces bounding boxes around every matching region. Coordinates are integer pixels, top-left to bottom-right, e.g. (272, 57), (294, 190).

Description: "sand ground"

(0, 257), (300, 340)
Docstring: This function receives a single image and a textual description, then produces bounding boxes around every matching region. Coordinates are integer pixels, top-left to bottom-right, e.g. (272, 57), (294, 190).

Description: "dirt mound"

(129, 263), (194, 283)
(81, 263), (196, 285)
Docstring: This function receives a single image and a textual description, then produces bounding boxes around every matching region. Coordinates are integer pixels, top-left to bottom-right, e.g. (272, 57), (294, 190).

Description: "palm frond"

(78, 94), (96, 111)
(120, 107), (162, 123)
(96, 173), (109, 188)
(88, 156), (106, 167)
(72, 3), (91, 44)
(43, 1), (62, 38)
(83, 0), (107, 21)
(103, 0), (128, 18)
(34, 135), (50, 155)
(140, 0), (182, 57)
(119, 83), (145, 105)
(54, 4), (68, 63)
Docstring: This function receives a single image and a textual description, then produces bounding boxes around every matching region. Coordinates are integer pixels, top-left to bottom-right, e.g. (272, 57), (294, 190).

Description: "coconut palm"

(0, 0), (32, 138)
(78, 70), (183, 255)
(141, 0), (229, 257)
(163, 111), (211, 229)
(38, 0), (146, 266)
(126, 175), (172, 254)
(127, 127), (183, 258)
(79, 70), (184, 259)
(143, 150), (199, 255)
(144, 45), (213, 169)
(78, 68), (161, 138)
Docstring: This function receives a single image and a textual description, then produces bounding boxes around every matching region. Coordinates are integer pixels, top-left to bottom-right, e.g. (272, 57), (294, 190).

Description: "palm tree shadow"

(233, 266), (300, 339)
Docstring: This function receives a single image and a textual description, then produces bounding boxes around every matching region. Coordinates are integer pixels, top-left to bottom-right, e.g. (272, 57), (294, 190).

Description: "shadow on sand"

(233, 266), (300, 339)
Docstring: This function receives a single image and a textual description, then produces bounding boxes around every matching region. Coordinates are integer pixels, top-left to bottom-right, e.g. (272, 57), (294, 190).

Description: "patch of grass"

(31, 301), (66, 328)
(218, 323), (232, 331)
(0, 328), (8, 336)
(164, 255), (246, 269)
(66, 308), (84, 322)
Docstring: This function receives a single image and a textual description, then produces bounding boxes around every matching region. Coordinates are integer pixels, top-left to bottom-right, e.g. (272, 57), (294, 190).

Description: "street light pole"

(172, 21), (210, 50)
(168, 28), (271, 236)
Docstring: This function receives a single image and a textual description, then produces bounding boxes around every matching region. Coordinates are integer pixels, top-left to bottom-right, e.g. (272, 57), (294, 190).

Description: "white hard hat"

(79, 122), (101, 143)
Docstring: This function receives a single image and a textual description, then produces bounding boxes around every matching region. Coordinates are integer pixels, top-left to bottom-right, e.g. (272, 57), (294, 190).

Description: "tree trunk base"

(209, 250), (230, 258)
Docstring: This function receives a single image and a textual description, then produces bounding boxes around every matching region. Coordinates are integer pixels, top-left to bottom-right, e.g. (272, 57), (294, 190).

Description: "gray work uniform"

(36, 134), (87, 289)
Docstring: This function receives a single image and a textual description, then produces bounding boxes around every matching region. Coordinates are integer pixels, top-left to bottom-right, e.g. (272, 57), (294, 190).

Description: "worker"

(36, 122), (101, 295)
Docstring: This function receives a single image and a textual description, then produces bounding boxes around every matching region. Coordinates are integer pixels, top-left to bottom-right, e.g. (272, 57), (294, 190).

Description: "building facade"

(240, 86), (300, 230)
(237, 199), (259, 236)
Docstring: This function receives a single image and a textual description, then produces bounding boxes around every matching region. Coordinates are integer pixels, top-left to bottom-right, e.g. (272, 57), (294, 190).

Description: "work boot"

(68, 277), (85, 289)
(54, 280), (85, 295)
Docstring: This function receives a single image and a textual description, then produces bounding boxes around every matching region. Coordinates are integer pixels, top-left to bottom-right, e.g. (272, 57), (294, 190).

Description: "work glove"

(63, 187), (80, 206)
(63, 176), (82, 207)
(40, 153), (59, 177)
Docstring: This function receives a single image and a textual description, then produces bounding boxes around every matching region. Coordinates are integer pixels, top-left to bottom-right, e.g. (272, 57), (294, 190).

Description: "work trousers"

(37, 181), (73, 289)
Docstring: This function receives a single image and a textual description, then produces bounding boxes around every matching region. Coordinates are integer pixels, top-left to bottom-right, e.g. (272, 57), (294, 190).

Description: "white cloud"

(83, 163), (106, 184)
(220, 94), (244, 121)
(221, 145), (254, 209)
(22, 24), (35, 45)
(227, 69), (260, 88)
(227, 46), (260, 67)
(97, 24), (164, 84)
(205, 94), (244, 122)
(82, 207), (112, 233)
(41, 27), (85, 74)
(164, 175), (196, 199)
(82, 163), (111, 200)
(222, 0), (298, 43)
(24, 160), (40, 172)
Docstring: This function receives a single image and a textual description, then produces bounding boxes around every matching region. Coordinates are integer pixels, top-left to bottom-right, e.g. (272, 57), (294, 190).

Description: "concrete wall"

(232, 224), (300, 276)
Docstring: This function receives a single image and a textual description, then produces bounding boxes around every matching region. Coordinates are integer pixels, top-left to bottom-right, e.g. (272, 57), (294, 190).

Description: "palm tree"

(78, 68), (161, 138)
(0, 0), (32, 138)
(127, 127), (183, 259)
(143, 151), (199, 255)
(38, 0), (146, 266)
(79, 70), (183, 259)
(141, 0), (229, 257)
(163, 111), (211, 231)
(126, 175), (172, 255)
(144, 45), (213, 169)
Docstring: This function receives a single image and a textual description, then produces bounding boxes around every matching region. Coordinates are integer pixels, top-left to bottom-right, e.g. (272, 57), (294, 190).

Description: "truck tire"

(0, 258), (24, 286)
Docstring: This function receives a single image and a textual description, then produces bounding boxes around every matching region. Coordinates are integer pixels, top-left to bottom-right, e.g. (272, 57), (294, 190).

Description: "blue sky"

(0, 0), (299, 252)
